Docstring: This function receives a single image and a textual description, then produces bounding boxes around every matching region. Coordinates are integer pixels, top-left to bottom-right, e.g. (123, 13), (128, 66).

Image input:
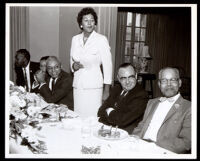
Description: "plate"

(93, 126), (128, 141)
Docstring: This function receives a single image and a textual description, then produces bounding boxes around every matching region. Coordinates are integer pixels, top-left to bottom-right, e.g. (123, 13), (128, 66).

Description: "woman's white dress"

(70, 31), (112, 118)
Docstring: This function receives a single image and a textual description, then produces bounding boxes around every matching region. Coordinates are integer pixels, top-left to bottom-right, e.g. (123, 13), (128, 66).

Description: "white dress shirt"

(49, 77), (58, 91)
(143, 93), (180, 142)
(22, 62), (31, 92)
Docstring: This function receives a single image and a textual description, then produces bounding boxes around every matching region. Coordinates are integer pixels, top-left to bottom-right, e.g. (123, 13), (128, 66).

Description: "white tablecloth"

(8, 113), (178, 158)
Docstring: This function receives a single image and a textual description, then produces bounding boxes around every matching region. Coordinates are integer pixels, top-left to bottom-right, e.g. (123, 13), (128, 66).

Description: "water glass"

(81, 125), (91, 139)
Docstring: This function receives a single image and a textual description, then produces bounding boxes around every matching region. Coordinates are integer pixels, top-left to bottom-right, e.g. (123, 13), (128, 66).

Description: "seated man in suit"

(132, 67), (191, 154)
(34, 56), (74, 110)
(97, 63), (148, 134)
(15, 49), (40, 92)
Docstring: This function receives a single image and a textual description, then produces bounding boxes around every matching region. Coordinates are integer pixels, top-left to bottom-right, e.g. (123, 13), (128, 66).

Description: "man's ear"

(117, 74), (120, 82)
(178, 79), (182, 88)
(158, 80), (161, 88)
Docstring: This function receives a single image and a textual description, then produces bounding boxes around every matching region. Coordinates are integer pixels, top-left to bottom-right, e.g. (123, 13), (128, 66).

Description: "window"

(124, 12), (147, 66)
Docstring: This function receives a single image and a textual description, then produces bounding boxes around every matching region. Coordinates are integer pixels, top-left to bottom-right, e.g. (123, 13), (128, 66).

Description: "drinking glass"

(81, 125), (91, 139)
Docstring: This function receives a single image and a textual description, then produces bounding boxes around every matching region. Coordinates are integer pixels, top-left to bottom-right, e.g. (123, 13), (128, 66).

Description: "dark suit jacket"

(97, 84), (148, 134)
(15, 61), (40, 92)
(133, 95), (191, 154)
(37, 70), (74, 111)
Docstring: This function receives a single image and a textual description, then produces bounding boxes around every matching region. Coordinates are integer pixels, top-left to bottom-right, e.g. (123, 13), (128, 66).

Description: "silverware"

(115, 126), (118, 134)
(101, 124), (104, 129)
(109, 126), (112, 135)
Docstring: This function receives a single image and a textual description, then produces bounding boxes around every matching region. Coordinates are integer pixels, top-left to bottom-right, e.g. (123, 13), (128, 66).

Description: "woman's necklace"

(83, 36), (88, 44)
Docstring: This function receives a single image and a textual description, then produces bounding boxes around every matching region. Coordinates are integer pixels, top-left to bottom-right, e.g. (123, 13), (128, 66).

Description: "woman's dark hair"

(16, 49), (30, 61)
(77, 7), (98, 30)
(40, 56), (49, 61)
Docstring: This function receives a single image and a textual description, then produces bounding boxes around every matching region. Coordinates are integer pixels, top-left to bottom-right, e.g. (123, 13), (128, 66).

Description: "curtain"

(114, 12), (127, 81)
(146, 13), (191, 97)
(10, 7), (29, 83)
(96, 7), (118, 83)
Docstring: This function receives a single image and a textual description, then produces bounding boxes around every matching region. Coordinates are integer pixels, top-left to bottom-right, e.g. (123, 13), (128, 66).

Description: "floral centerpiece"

(9, 81), (69, 154)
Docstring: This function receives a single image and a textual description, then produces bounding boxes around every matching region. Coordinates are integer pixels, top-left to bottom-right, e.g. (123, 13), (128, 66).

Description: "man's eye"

(129, 75), (135, 79)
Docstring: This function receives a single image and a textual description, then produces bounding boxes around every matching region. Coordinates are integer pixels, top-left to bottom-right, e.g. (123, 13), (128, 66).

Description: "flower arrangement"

(9, 81), (48, 153)
(9, 81), (69, 154)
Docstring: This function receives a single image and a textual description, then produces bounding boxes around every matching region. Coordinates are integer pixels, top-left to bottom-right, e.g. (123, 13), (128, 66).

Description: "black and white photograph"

(5, 2), (197, 159)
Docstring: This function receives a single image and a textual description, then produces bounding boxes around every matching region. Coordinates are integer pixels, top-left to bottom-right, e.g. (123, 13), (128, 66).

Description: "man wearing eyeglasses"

(34, 56), (74, 110)
(97, 63), (148, 134)
(132, 67), (191, 154)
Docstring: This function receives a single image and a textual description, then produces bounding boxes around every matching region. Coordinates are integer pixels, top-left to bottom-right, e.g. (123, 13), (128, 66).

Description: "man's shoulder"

(148, 97), (160, 103)
(30, 61), (39, 65)
(30, 61), (40, 68)
(178, 96), (191, 112)
(129, 84), (148, 97)
(60, 70), (73, 81)
(111, 83), (122, 92)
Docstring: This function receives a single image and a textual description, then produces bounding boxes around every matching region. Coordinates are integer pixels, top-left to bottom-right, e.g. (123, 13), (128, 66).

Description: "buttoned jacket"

(37, 70), (74, 110)
(133, 96), (191, 153)
(98, 83), (148, 134)
(70, 31), (112, 89)
(15, 61), (40, 92)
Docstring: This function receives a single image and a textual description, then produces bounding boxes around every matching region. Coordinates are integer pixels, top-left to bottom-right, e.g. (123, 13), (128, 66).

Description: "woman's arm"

(102, 84), (111, 102)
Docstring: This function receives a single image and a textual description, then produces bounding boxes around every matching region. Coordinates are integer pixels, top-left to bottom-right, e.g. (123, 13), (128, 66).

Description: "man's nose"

(167, 80), (171, 85)
(52, 67), (56, 72)
(126, 78), (130, 84)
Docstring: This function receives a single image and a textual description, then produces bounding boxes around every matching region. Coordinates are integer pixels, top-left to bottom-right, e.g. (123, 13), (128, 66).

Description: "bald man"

(35, 56), (73, 110)
(132, 67), (191, 154)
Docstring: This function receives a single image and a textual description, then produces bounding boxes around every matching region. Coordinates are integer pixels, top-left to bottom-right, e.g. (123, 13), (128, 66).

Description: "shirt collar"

(159, 93), (181, 103)
(80, 30), (96, 43)
(170, 93), (181, 102)
(23, 61), (30, 71)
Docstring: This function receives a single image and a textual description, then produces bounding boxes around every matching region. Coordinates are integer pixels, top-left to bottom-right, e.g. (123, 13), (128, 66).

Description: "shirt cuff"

(32, 81), (39, 89)
(39, 83), (46, 89)
(106, 107), (115, 116)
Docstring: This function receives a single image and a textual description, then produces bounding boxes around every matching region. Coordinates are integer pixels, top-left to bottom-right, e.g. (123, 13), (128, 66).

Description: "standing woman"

(70, 7), (112, 118)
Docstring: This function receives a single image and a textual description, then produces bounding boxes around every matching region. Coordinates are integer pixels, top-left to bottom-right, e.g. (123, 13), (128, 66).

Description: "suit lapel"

(141, 99), (160, 137)
(29, 62), (34, 85)
(83, 30), (96, 47)
(52, 71), (63, 90)
(161, 96), (183, 125)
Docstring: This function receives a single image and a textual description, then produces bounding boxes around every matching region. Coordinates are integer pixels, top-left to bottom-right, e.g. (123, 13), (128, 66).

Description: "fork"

(109, 126), (112, 135)
(115, 125), (118, 134)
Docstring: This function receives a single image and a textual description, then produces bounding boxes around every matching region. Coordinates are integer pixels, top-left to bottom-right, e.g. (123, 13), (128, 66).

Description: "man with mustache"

(132, 67), (191, 154)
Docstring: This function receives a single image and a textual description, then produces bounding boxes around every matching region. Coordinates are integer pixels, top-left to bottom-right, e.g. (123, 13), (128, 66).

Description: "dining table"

(7, 108), (180, 159)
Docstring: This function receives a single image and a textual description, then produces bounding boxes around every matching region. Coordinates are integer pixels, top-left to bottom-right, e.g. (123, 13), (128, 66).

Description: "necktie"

(114, 90), (128, 107)
(120, 90), (128, 97)
(51, 78), (56, 91)
(23, 68), (29, 92)
(159, 97), (174, 102)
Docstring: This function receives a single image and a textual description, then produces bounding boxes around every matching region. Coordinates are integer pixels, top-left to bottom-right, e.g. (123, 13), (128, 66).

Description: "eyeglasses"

(159, 78), (179, 84)
(120, 75), (136, 82)
(47, 65), (60, 71)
